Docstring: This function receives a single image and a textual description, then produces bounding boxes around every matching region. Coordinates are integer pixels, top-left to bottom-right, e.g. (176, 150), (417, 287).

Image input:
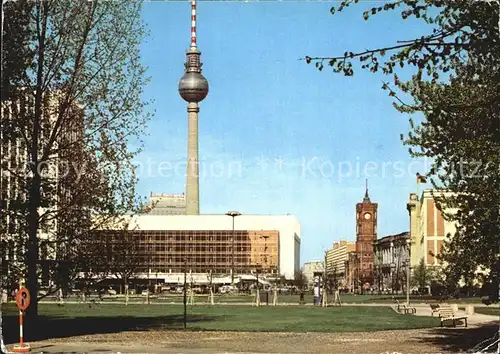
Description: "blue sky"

(136, 1), (432, 263)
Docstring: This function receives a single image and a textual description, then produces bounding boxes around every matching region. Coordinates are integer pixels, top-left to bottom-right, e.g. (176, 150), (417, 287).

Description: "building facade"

(344, 251), (358, 292)
(103, 214), (301, 280)
(147, 193), (186, 215)
(302, 260), (324, 286)
(325, 240), (355, 277)
(407, 189), (457, 268)
(373, 232), (410, 293)
(355, 185), (378, 287)
(1, 93), (84, 286)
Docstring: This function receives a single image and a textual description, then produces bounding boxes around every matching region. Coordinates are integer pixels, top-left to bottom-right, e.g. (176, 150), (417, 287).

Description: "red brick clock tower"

(355, 180), (378, 290)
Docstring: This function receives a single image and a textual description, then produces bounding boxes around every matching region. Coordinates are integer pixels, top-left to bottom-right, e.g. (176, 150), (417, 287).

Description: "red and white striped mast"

(191, 0), (197, 48)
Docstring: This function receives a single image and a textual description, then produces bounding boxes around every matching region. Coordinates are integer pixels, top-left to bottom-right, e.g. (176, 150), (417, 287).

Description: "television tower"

(178, 0), (209, 215)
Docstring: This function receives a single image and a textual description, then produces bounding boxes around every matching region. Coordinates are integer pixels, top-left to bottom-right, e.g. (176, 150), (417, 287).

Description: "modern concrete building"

(325, 240), (355, 276)
(178, 0), (209, 215)
(102, 214), (301, 280)
(302, 260), (324, 286)
(147, 193), (186, 215)
(407, 189), (458, 268)
(1, 93), (83, 282)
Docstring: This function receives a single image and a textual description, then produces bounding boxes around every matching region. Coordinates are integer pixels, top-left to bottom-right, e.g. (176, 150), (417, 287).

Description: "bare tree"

(107, 219), (142, 305)
(1, 0), (151, 318)
(294, 269), (307, 291)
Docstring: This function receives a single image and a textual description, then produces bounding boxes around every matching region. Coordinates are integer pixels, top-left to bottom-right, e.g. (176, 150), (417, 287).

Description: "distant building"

(345, 252), (358, 292)
(325, 240), (355, 277)
(100, 214), (301, 281)
(147, 193), (186, 215)
(373, 232), (410, 293)
(302, 260), (324, 286)
(355, 182), (378, 289)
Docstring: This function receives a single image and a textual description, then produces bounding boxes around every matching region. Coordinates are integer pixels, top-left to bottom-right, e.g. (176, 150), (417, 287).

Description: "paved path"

(393, 303), (498, 326)
(6, 325), (499, 354)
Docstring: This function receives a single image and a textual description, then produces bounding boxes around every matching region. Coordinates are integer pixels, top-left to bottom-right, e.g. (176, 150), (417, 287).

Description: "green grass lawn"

(2, 302), (439, 344)
(474, 307), (499, 316)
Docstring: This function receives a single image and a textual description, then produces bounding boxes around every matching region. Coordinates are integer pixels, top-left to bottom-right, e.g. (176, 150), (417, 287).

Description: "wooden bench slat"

(436, 306), (468, 327)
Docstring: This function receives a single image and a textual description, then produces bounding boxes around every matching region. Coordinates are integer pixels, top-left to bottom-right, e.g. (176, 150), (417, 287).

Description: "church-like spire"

(363, 178), (371, 203)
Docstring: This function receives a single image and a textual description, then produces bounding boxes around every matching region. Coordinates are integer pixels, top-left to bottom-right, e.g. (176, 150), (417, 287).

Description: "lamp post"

(260, 234), (269, 271)
(390, 241), (394, 295)
(183, 258), (187, 330)
(406, 239), (411, 306)
(148, 235), (152, 305)
(225, 211), (241, 286)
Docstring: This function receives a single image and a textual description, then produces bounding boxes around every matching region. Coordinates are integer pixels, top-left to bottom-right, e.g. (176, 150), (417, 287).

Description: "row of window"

(135, 267), (278, 274)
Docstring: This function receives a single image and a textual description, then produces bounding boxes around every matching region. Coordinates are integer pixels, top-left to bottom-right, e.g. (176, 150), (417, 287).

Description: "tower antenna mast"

(191, 0), (197, 48)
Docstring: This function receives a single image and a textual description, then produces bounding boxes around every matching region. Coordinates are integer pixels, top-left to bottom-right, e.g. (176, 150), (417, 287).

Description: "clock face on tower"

(363, 212), (371, 220)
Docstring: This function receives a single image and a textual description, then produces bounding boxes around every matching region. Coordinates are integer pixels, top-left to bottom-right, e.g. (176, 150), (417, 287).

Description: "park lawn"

(474, 307), (499, 316)
(2, 303), (439, 335)
(37, 293), (486, 306)
(102, 294), (485, 304)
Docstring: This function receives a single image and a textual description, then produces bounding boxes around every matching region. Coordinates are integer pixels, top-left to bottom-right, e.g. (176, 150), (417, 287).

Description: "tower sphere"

(179, 72), (209, 103)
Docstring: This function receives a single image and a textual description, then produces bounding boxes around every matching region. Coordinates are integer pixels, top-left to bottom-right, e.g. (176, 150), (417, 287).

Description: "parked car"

(141, 290), (149, 296)
(220, 285), (237, 294)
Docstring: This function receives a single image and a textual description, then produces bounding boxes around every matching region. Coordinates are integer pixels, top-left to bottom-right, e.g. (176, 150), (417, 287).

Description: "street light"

(406, 238), (411, 306)
(390, 241), (394, 295)
(225, 211), (241, 286)
(183, 258), (187, 329)
(148, 235), (153, 305)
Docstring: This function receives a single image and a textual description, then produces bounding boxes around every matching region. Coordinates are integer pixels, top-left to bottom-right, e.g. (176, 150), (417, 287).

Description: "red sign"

(15, 287), (30, 311)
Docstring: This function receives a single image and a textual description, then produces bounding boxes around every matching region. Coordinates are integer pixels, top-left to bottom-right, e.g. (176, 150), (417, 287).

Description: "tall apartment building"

(407, 189), (457, 268)
(1, 93), (84, 280)
(325, 240), (355, 276)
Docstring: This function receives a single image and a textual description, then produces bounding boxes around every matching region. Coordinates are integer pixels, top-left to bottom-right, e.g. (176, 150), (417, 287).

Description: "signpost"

(13, 285), (31, 352)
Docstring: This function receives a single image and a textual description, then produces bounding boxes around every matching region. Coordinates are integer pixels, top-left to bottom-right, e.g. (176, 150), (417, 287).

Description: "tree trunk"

(208, 286), (214, 305)
(273, 285), (278, 306)
(124, 282), (129, 306)
(26, 0), (47, 320)
(26, 174), (41, 320)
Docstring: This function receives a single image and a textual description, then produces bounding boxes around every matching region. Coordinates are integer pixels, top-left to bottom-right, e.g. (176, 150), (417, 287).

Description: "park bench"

(394, 299), (417, 315)
(437, 305), (468, 327)
(429, 303), (441, 317)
